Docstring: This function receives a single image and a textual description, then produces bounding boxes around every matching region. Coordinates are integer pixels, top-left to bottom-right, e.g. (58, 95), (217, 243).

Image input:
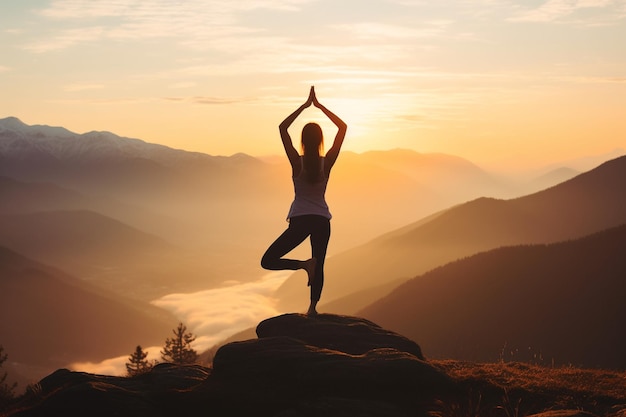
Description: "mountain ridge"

(0, 116), (223, 167)
(359, 223), (626, 369)
(0, 209), (216, 300)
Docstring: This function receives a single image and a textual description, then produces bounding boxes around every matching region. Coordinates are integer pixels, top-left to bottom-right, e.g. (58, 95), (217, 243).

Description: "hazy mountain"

(0, 210), (215, 300)
(527, 166), (580, 191)
(0, 117), (527, 290)
(0, 176), (88, 213)
(0, 245), (177, 383)
(356, 148), (512, 198)
(358, 224), (626, 369)
(275, 155), (626, 313)
(0, 116), (232, 171)
(0, 175), (192, 248)
(539, 148), (626, 172)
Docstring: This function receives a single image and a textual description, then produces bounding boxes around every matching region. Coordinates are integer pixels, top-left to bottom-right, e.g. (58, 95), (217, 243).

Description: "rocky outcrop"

(8, 314), (620, 417)
(6, 314), (449, 417)
(8, 364), (209, 417)
(211, 314), (449, 413)
(209, 314), (451, 416)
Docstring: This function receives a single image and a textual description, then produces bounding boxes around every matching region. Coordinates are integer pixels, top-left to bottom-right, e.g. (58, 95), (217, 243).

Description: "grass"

(429, 360), (626, 417)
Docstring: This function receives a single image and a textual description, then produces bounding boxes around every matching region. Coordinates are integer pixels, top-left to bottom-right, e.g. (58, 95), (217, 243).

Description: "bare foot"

(303, 257), (317, 287)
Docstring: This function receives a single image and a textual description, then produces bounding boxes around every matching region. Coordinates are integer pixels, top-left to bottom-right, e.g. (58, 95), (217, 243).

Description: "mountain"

(275, 155), (626, 313)
(0, 245), (178, 383)
(0, 210), (214, 300)
(0, 175), (194, 252)
(355, 148), (512, 199)
(0, 117), (269, 211)
(527, 166), (580, 191)
(358, 224), (626, 369)
(0, 176), (87, 213)
(0, 117), (524, 286)
(0, 116), (230, 172)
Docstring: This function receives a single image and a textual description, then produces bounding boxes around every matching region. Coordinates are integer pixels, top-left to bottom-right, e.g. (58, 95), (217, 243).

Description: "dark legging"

(261, 214), (330, 302)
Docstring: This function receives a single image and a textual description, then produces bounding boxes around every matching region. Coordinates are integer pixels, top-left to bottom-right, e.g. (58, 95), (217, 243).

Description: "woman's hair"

(301, 122), (324, 183)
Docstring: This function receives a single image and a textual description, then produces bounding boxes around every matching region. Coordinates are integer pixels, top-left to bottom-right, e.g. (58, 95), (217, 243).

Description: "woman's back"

(288, 157), (331, 220)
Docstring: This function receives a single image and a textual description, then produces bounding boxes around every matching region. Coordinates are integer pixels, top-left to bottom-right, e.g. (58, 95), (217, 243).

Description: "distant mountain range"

(359, 224), (626, 369)
(0, 116), (248, 170)
(1, 115), (548, 289)
(275, 154), (626, 313)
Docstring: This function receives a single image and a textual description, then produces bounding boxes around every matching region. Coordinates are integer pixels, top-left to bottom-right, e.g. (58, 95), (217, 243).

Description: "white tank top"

(287, 157), (331, 220)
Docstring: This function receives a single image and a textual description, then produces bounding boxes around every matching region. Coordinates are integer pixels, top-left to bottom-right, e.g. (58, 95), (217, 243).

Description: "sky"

(1, 0), (625, 170)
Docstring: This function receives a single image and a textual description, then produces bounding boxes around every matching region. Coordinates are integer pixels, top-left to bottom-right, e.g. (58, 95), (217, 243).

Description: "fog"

(69, 271), (294, 376)
(151, 271), (294, 350)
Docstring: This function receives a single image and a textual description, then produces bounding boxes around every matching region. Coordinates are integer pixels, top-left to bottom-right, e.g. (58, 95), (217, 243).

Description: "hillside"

(0, 176), (180, 244)
(0, 176), (88, 213)
(275, 155), (626, 313)
(0, 245), (177, 384)
(0, 210), (214, 300)
(359, 224), (626, 369)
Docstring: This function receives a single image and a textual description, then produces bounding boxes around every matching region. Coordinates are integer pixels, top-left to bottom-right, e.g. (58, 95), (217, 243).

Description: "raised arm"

(279, 87), (314, 168)
(312, 91), (347, 173)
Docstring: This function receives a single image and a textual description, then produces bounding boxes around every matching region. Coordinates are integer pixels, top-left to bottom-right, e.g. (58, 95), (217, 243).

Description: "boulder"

(11, 364), (209, 417)
(256, 313), (424, 359)
(209, 314), (451, 415)
(212, 335), (446, 392)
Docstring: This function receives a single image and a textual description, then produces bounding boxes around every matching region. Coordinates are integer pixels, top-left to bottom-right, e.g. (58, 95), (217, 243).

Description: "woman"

(261, 86), (347, 316)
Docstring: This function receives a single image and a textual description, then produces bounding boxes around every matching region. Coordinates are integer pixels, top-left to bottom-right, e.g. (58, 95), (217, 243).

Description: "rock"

(209, 314), (451, 416)
(212, 335), (447, 393)
(9, 364), (209, 417)
(256, 313), (424, 359)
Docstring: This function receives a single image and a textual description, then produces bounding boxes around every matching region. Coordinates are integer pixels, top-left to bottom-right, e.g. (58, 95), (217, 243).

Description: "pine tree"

(0, 345), (17, 410)
(125, 345), (153, 377)
(161, 322), (198, 365)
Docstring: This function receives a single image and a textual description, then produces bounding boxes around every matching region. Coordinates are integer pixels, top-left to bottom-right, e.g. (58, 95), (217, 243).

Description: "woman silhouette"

(261, 86), (347, 316)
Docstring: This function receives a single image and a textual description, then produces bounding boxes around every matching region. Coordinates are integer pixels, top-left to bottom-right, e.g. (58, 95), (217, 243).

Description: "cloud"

(64, 83), (105, 92)
(25, 0), (315, 52)
(509, 0), (626, 23)
(23, 26), (106, 53)
(151, 271), (292, 352)
(332, 21), (452, 41)
(168, 81), (197, 89)
(38, 0), (314, 19)
(162, 95), (253, 105)
(70, 346), (161, 376)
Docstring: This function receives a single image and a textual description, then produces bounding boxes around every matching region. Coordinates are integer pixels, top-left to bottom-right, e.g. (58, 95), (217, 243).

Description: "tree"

(125, 345), (153, 377)
(0, 345), (17, 410)
(161, 323), (198, 365)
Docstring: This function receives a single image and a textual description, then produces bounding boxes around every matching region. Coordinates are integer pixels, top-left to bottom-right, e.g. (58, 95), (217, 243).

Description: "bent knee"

(260, 255), (273, 270)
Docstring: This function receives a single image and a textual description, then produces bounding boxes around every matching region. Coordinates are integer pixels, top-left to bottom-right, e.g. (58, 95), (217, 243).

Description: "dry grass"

(429, 360), (626, 417)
